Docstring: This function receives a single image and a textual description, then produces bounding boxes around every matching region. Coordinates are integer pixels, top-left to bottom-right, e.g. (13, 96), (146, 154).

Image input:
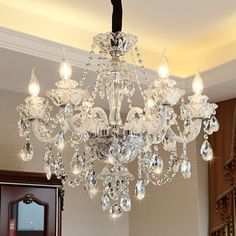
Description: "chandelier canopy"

(17, 0), (219, 217)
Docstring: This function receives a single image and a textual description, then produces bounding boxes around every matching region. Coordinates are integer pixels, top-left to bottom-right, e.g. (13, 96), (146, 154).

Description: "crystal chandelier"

(17, 0), (219, 217)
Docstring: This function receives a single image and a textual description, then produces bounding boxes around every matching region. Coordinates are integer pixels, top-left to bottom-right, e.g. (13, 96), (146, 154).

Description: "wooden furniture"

(0, 170), (63, 236)
(209, 99), (236, 236)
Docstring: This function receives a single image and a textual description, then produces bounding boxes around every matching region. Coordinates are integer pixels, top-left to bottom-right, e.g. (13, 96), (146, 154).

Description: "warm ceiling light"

(28, 68), (40, 97)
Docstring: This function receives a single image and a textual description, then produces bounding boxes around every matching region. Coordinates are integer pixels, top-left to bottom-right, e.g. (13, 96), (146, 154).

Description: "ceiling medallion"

(16, 0), (219, 217)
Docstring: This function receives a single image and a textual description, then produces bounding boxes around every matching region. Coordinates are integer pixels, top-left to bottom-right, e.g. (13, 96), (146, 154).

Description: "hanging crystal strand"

(135, 155), (146, 200)
(79, 43), (96, 88)
(180, 142), (191, 179)
(91, 50), (105, 100)
(54, 151), (68, 184)
(134, 46), (149, 82)
(43, 143), (54, 180)
(130, 47), (146, 102)
(20, 133), (34, 162)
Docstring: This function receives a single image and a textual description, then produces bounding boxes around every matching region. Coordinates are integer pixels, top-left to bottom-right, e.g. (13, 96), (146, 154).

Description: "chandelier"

(17, 0), (219, 217)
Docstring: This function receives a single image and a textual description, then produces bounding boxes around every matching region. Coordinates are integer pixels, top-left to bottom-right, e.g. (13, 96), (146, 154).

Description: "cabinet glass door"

(9, 194), (47, 236)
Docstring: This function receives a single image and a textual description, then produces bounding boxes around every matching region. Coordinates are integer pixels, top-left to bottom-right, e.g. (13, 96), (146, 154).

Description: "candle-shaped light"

(28, 68), (40, 96)
(192, 72), (204, 95)
(158, 56), (170, 79)
(59, 58), (72, 80)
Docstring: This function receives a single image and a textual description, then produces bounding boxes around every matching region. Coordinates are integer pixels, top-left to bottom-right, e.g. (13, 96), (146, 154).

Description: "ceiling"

(1, 0), (236, 76)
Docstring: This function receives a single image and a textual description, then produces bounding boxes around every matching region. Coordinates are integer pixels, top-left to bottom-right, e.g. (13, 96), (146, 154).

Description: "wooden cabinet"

(209, 99), (236, 236)
(0, 170), (63, 236)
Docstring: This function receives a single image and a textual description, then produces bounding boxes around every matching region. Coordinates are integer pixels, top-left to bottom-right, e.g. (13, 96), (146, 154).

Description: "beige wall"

(129, 142), (202, 236)
(0, 89), (208, 236)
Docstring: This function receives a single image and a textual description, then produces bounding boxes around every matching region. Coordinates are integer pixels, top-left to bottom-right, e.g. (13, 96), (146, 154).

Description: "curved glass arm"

(169, 118), (202, 144)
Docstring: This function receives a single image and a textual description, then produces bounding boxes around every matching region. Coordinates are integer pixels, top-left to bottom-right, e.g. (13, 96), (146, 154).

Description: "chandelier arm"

(66, 114), (91, 135)
(168, 119), (202, 144)
(111, 0), (123, 32)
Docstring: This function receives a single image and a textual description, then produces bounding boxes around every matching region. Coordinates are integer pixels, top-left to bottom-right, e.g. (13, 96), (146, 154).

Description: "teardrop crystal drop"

(151, 153), (164, 174)
(43, 164), (52, 180)
(109, 204), (123, 218)
(20, 142), (33, 161)
(200, 140), (213, 161)
(181, 160), (191, 179)
(135, 179), (145, 200)
(84, 170), (98, 199)
(101, 194), (110, 211)
(55, 131), (65, 151)
(120, 196), (131, 212)
(210, 116), (219, 132)
(70, 152), (84, 175)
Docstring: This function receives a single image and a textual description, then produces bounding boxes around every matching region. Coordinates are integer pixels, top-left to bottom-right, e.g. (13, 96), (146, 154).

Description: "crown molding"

(0, 27), (93, 68)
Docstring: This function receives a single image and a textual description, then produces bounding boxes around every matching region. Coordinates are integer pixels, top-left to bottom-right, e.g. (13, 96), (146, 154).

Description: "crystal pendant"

(44, 164), (52, 180)
(54, 159), (63, 178)
(110, 204), (123, 218)
(70, 152), (84, 175)
(135, 179), (145, 200)
(85, 170), (98, 199)
(20, 142), (33, 161)
(55, 131), (65, 151)
(150, 153), (163, 174)
(210, 116), (219, 132)
(181, 160), (191, 179)
(200, 140), (213, 161)
(120, 196), (131, 212)
(101, 194), (111, 211)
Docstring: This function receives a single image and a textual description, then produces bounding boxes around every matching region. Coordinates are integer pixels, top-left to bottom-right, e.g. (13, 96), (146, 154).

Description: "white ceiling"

(0, 0), (235, 103)
(1, 0), (236, 76)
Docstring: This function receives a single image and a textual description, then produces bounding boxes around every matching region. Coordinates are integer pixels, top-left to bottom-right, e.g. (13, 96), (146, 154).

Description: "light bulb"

(60, 59), (72, 80)
(158, 56), (169, 79)
(28, 68), (40, 96)
(192, 72), (204, 95)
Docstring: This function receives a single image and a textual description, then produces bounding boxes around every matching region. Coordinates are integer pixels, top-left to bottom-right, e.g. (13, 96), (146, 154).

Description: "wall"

(0, 89), (208, 236)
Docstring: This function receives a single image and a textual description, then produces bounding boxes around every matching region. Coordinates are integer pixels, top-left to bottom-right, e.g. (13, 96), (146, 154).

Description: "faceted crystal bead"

(200, 140), (213, 161)
(120, 196), (131, 212)
(101, 194), (110, 211)
(135, 179), (145, 200)
(181, 160), (191, 179)
(109, 204), (123, 218)
(150, 153), (163, 174)
(70, 152), (84, 175)
(20, 142), (33, 161)
(210, 116), (219, 132)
